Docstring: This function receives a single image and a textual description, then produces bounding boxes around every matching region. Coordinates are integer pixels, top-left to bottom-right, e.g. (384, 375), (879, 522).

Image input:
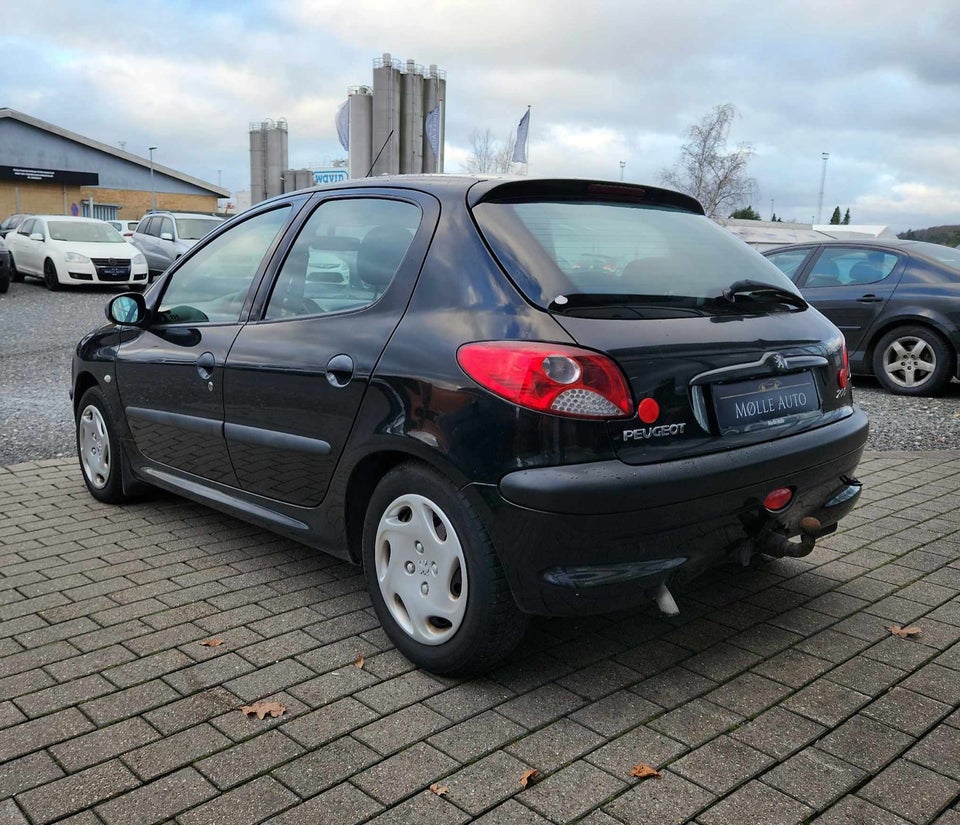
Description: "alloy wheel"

(881, 335), (937, 390)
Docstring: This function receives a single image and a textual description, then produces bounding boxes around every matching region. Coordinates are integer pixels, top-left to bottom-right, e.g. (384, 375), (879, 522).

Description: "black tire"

(0, 264), (8, 293)
(75, 387), (131, 504)
(44, 258), (61, 291)
(362, 462), (528, 676)
(872, 325), (953, 396)
(9, 255), (23, 283)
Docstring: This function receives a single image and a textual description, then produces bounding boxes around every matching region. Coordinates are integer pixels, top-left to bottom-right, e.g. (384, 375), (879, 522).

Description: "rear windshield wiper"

(548, 293), (702, 312)
(720, 280), (807, 310)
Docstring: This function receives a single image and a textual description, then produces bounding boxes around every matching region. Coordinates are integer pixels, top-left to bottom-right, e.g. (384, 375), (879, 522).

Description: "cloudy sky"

(4, 0), (959, 231)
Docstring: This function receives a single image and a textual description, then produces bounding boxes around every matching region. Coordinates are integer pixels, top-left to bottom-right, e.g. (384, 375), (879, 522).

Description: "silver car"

(130, 211), (223, 278)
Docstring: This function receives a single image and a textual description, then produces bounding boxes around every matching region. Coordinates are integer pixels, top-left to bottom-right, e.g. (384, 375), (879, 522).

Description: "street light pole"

(816, 152), (829, 224)
(619, 161), (625, 181)
(149, 146), (157, 211)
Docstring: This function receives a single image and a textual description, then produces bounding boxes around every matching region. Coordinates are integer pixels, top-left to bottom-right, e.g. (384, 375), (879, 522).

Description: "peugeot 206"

(72, 177), (868, 674)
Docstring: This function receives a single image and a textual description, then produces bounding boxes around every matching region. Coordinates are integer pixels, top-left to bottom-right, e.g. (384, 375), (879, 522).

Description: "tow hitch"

(756, 516), (822, 558)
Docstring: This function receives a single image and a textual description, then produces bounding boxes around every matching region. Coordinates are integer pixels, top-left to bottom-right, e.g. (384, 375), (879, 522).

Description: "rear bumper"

(470, 407), (869, 615)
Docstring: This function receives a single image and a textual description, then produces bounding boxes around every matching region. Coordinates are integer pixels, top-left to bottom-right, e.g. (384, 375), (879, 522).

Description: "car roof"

(255, 175), (705, 215)
(764, 238), (922, 253)
(26, 215), (111, 223)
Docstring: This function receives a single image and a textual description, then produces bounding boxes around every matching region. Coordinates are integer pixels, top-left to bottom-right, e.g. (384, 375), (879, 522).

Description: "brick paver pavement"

(1, 452), (958, 824)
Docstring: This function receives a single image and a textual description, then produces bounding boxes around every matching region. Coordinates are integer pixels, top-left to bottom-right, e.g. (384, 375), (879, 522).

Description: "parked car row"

(0, 210), (224, 291)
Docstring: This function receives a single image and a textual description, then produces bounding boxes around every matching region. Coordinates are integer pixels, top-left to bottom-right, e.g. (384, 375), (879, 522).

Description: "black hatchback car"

(73, 177), (868, 674)
(764, 239), (960, 396)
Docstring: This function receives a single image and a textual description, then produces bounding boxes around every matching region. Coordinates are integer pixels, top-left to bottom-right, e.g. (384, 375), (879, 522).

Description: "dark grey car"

(765, 239), (960, 396)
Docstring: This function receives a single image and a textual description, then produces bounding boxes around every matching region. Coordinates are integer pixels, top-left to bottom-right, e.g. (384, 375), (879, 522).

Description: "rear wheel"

(872, 325), (953, 396)
(9, 255), (23, 283)
(44, 259), (61, 291)
(362, 462), (528, 675)
(0, 263), (8, 293)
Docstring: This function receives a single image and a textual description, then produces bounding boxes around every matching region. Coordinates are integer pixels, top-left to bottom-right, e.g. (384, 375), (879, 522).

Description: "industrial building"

(249, 55), (446, 205)
(0, 108), (228, 221)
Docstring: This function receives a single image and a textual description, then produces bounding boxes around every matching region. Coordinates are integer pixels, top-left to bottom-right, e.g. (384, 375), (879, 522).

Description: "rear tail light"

(457, 341), (633, 419)
(838, 338), (850, 389)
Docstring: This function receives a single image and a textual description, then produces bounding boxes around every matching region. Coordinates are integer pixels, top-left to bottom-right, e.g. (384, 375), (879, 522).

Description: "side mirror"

(107, 293), (148, 326)
(160, 232), (174, 241)
(30, 233), (44, 241)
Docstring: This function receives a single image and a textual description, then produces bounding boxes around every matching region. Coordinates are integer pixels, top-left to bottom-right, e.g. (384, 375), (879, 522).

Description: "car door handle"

(326, 354), (354, 388)
(856, 294), (883, 303)
(196, 351), (216, 380)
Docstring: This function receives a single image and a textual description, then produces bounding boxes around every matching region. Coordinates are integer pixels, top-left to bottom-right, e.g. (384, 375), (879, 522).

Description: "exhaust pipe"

(654, 581), (680, 616)
(756, 516), (822, 558)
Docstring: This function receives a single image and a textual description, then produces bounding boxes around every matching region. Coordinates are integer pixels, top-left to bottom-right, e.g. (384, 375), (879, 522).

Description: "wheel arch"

(342, 445), (474, 565)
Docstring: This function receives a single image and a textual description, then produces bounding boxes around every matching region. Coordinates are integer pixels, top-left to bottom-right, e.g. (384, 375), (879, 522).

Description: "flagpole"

(524, 104), (530, 176)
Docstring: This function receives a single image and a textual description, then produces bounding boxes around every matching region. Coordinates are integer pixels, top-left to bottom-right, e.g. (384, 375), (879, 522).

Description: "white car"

(6, 216), (149, 290)
(108, 219), (140, 240)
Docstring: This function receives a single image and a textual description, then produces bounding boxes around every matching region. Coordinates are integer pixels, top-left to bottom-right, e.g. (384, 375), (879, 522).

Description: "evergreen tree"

(730, 205), (761, 220)
(829, 206), (842, 225)
(842, 208), (851, 225)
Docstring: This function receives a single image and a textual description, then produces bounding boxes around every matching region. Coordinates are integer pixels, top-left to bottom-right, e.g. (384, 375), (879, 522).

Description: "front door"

(223, 192), (436, 506)
(115, 205), (295, 486)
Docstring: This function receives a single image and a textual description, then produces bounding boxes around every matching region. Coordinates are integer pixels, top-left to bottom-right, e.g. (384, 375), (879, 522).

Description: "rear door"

(795, 246), (905, 354)
(222, 190), (437, 506)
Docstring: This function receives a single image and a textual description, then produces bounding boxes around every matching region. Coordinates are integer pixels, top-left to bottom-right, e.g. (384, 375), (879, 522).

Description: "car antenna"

(365, 130), (395, 178)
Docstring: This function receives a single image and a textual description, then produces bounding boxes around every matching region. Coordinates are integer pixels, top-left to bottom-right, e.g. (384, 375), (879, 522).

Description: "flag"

(512, 107), (530, 164)
(425, 106), (441, 158)
(335, 99), (350, 152)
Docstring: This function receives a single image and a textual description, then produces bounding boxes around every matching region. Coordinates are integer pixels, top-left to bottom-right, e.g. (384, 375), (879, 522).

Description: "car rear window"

(472, 199), (796, 309)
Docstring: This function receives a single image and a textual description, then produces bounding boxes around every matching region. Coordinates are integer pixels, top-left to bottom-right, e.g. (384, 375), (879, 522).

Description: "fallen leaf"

(240, 700), (286, 720)
(429, 783), (449, 796)
(355, 655), (365, 669)
(886, 625), (921, 639)
(519, 769), (539, 789)
(200, 638), (224, 647)
(629, 763), (661, 779)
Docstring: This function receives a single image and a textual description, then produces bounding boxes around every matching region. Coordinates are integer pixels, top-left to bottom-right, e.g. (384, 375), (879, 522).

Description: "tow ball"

(756, 516), (822, 558)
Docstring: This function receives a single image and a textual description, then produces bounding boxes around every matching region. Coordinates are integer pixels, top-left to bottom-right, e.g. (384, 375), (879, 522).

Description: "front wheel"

(362, 463), (528, 676)
(9, 255), (23, 283)
(76, 387), (132, 504)
(0, 264), (8, 293)
(872, 325), (953, 396)
(44, 259), (61, 291)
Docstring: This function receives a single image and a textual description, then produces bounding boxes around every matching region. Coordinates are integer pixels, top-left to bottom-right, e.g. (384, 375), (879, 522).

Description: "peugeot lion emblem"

(770, 353), (788, 371)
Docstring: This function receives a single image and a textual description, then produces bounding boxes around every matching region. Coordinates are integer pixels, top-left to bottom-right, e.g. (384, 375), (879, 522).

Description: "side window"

(140, 217), (155, 236)
(807, 247), (899, 288)
(18, 219), (34, 236)
(264, 198), (421, 320)
(160, 217), (175, 239)
(156, 207), (291, 324)
(765, 249), (811, 282)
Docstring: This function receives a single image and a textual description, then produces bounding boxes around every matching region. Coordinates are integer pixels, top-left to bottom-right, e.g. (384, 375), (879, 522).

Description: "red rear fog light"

(763, 487), (794, 512)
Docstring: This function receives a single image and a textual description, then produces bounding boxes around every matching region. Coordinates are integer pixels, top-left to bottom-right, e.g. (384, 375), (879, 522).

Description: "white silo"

(348, 86), (373, 179)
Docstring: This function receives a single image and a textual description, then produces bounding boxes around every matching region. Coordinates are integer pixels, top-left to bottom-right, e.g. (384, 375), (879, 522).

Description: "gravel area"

(1, 277), (958, 465)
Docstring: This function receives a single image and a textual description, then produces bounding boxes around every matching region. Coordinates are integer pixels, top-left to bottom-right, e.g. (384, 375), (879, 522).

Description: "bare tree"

(660, 103), (756, 219)
(462, 129), (516, 174)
